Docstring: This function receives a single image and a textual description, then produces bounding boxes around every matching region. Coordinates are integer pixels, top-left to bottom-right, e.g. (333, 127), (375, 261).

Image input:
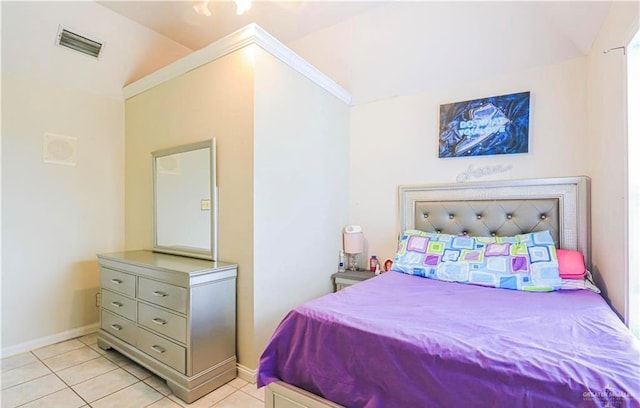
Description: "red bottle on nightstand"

(369, 255), (379, 272)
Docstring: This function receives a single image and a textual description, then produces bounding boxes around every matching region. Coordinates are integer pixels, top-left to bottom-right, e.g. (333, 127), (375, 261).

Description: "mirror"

(152, 139), (217, 260)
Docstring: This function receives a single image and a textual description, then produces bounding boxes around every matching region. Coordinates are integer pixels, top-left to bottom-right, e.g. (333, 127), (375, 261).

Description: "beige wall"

(124, 47), (256, 367)
(348, 57), (589, 267)
(587, 1), (639, 320)
(125, 44), (350, 370)
(252, 47), (350, 364)
(1, 71), (124, 354)
(0, 0), (194, 357)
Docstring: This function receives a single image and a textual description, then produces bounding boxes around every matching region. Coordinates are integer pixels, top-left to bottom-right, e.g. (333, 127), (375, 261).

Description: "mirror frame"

(152, 138), (218, 260)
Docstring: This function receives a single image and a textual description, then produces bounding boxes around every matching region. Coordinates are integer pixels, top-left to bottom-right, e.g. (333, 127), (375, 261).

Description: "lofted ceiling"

(2, 1), (614, 104)
(97, 1), (612, 57)
(286, 1), (614, 104)
(97, 0), (385, 51)
(97, 0), (613, 105)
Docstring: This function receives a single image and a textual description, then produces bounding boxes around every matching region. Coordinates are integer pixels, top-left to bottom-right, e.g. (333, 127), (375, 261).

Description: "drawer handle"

(152, 318), (167, 326)
(152, 291), (168, 297)
(110, 278), (123, 284)
(151, 345), (165, 354)
(111, 301), (123, 308)
(110, 324), (123, 331)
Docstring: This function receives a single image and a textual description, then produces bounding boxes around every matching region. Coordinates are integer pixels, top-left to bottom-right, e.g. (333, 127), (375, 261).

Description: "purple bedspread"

(258, 271), (640, 408)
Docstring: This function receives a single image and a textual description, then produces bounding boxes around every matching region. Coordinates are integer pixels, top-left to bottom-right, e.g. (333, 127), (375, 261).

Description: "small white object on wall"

(43, 132), (77, 166)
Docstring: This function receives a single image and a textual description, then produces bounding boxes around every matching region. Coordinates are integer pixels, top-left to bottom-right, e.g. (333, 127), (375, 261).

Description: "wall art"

(439, 91), (530, 158)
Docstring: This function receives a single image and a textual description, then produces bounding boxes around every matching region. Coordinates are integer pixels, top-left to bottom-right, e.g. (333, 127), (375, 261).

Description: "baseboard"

(236, 363), (257, 384)
(1, 323), (98, 358)
(4, 325), (260, 388)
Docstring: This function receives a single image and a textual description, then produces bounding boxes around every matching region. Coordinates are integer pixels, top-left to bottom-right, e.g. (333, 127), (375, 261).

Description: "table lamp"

(343, 231), (364, 271)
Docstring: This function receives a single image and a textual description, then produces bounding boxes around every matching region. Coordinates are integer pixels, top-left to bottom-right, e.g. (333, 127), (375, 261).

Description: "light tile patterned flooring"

(0, 334), (264, 408)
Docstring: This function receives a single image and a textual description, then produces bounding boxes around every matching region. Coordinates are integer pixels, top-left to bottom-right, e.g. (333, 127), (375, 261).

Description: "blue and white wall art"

(438, 91), (530, 158)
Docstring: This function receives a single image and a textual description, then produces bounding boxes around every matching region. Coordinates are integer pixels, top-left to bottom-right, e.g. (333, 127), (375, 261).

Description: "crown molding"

(123, 23), (352, 105)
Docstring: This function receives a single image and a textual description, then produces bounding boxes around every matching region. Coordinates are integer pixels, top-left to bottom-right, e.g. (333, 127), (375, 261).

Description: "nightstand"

(331, 270), (376, 292)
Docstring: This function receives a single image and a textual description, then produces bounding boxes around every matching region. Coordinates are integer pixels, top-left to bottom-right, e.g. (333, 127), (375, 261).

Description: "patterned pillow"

(391, 230), (561, 292)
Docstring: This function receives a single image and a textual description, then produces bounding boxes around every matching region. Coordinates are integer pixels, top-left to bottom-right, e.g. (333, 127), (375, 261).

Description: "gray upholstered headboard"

(399, 177), (591, 270)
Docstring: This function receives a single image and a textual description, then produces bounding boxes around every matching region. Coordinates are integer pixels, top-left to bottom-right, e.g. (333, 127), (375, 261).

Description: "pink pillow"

(557, 249), (586, 279)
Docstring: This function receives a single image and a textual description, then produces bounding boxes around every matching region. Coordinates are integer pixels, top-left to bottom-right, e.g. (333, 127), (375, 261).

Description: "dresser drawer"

(101, 289), (136, 321)
(100, 268), (136, 298)
(138, 278), (187, 314)
(101, 309), (136, 346)
(138, 302), (187, 344)
(137, 327), (186, 373)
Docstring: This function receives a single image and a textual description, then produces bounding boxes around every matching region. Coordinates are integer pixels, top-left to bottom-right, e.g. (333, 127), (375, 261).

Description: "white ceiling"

(286, 1), (613, 105)
(97, 0), (612, 105)
(97, 0), (386, 51)
(2, 1), (613, 104)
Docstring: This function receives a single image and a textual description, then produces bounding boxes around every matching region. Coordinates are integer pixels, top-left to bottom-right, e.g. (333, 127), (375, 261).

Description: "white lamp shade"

(343, 232), (364, 254)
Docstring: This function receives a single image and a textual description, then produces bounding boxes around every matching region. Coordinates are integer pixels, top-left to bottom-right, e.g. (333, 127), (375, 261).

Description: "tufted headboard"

(399, 177), (591, 270)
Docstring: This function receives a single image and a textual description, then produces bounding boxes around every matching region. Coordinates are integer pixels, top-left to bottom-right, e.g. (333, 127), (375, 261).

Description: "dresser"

(96, 250), (237, 403)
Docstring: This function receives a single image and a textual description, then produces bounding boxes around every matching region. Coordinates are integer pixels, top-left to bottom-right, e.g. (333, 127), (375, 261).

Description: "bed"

(257, 177), (640, 408)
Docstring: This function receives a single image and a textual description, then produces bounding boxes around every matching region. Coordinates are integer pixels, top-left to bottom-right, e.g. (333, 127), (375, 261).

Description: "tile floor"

(0, 334), (265, 408)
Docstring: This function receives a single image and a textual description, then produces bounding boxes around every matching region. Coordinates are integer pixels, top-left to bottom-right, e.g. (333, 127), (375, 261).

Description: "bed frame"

(265, 176), (591, 408)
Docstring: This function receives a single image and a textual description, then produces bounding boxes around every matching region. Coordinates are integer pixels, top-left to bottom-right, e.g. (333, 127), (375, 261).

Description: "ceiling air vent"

(56, 26), (103, 59)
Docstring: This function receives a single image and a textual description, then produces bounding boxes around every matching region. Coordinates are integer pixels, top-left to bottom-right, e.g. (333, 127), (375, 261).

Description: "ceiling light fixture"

(234, 0), (252, 15)
(192, 0), (251, 17)
(193, 0), (212, 17)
